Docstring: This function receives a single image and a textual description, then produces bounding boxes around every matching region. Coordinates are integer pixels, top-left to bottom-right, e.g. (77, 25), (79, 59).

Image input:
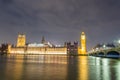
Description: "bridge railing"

(88, 47), (120, 58)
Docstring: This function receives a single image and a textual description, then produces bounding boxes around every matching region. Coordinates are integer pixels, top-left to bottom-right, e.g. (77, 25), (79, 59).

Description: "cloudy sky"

(0, 0), (120, 50)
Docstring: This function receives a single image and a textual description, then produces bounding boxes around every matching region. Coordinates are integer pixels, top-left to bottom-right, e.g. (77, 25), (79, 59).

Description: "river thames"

(0, 55), (120, 80)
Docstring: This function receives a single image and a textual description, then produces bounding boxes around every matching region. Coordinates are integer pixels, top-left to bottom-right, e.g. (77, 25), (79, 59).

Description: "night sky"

(0, 0), (120, 50)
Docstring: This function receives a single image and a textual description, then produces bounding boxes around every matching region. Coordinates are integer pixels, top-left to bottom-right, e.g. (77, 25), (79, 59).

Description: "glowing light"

(103, 45), (106, 48)
(28, 43), (45, 47)
(55, 45), (62, 47)
(118, 40), (120, 44)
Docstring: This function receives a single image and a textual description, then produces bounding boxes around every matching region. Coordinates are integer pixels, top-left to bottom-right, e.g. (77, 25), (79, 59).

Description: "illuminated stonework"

(17, 34), (26, 47)
(7, 33), (86, 55)
(7, 44), (11, 53)
(78, 32), (87, 54)
(8, 34), (67, 54)
(10, 47), (67, 54)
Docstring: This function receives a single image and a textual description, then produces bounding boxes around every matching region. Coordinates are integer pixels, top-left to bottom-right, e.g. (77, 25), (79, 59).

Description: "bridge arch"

(107, 51), (119, 55)
(98, 52), (105, 57)
(106, 51), (120, 58)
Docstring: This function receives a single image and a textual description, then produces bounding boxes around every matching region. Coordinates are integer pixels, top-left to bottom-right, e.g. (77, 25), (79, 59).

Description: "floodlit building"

(78, 32), (87, 55)
(8, 34), (67, 55)
(6, 32), (87, 55)
(16, 34), (26, 47)
(65, 32), (87, 55)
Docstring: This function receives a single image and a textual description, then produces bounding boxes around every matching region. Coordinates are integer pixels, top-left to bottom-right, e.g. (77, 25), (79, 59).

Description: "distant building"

(4, 32), (87, 55)
(7, 34), (67, 55)
(0, 43), (11, 54)
(66, 42), (78, 55)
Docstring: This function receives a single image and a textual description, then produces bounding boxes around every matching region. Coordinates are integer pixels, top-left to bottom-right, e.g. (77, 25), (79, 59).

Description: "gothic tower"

(7, 44), (11, 53)
(41, 36), (46, 44)
(80, 32), (86, 54)
(17, 34), (26, 47)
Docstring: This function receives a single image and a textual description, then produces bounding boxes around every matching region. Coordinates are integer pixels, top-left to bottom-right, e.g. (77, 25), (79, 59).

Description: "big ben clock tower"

(81, 32), (86, 54)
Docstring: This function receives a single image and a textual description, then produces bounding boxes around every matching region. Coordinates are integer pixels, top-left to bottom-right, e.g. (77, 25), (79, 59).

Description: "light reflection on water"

(78, 56), (88, 80)
(0, 55), (120, 80)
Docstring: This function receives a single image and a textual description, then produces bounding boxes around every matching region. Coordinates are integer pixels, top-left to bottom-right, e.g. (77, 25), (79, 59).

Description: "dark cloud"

(1, 0), (13, 4)
(0, 0), (120, 50)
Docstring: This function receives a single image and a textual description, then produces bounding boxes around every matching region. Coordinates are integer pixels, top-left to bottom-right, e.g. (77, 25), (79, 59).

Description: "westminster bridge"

(88, 47), (120, 58)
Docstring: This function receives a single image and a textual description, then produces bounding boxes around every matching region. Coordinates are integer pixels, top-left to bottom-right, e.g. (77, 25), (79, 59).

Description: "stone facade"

(9, 47), (67, 55)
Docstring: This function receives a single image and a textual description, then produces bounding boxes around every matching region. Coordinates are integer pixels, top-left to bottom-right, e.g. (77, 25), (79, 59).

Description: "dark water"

(0, 55), (120, 80)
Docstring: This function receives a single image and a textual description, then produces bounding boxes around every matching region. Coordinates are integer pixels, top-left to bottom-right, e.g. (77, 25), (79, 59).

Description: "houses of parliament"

(6, 32), (87, 55)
